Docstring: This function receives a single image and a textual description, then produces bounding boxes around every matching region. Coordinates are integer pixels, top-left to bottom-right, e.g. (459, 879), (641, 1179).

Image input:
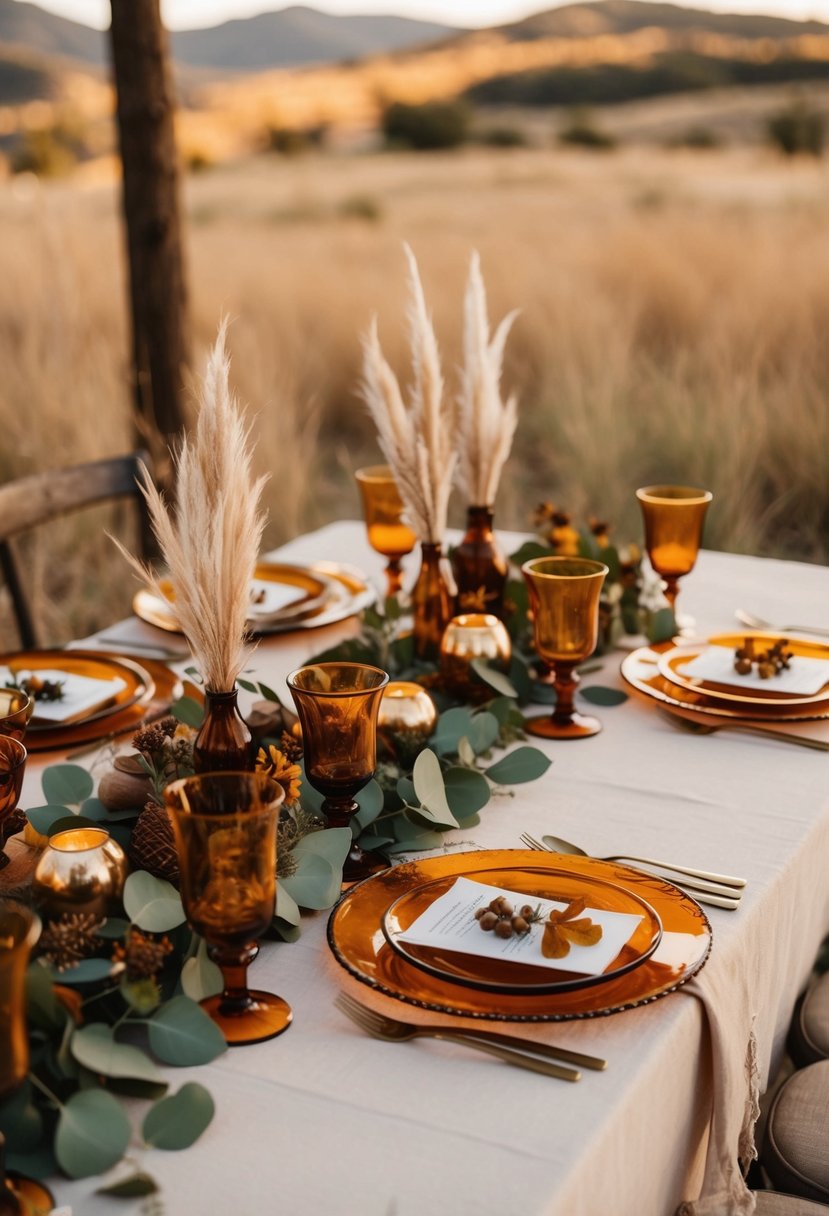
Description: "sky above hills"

(19, 0), (829, 31)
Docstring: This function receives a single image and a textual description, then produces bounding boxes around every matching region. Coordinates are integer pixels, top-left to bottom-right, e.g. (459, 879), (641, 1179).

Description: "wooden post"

(108, 0), (190, 475)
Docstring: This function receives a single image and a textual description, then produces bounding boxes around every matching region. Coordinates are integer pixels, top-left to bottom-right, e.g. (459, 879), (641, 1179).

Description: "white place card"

(247, 578), (308, 620)
(1, 668), (127, 724)
(394, 876), (644, 977)
(680, 647), (829, 697)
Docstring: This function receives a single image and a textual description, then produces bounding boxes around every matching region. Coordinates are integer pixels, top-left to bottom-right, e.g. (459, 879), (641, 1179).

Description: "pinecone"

(129, 801), (179, 884)
(279, 730), (303, 763)
(113, 928), (173, 981)
(39, 912), (104, 972)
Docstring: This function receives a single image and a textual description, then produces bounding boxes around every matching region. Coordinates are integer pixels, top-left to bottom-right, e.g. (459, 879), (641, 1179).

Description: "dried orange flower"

(256, 744), (302, 806)
(541, 897), (603, 959)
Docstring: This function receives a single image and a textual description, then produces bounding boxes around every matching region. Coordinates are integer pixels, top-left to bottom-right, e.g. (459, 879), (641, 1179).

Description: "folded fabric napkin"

(247, 578), (309, 621)
(679, 646), (829, 697)
(1, 668), (127, 724)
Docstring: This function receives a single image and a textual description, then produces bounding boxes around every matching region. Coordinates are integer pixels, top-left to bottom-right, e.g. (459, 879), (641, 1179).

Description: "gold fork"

(334, 992), (607, 1081)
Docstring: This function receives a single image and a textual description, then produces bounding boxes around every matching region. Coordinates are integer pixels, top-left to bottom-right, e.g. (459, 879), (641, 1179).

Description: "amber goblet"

(355, 465), (416, 598)
(287, 662), (389, 882)
(522, 557), (609, 739)
(0, 692), (31, 745)
(0, 900), (54, 1216)
(0, 739), (26, 872)
(165, 772), (290, 1046)
(636, 485), (712, 619)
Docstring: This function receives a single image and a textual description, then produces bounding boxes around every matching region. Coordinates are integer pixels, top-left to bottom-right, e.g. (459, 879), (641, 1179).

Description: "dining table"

(20, 520), (829, 1216)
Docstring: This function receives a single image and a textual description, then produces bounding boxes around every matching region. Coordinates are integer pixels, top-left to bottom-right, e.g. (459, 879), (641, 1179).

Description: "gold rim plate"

(0, 649), (154, 731)
(621, 645), (829, 722)
(659, 632), (829, 709)
(19, 655), (184, 752)
(133, 561), (375, 636)
(382, 865), (663, 996)
(328, 849), (711, 1022)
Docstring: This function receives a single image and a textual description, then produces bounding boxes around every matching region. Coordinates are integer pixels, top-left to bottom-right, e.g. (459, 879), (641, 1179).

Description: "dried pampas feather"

(113, 320), (267, 692)
(360, 245), (456, 544)
(457, 251), (519, 507)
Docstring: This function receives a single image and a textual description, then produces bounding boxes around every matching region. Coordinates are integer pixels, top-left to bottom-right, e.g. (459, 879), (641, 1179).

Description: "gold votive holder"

(378, 681), (438, 767)
(440, 613), (512, 701)
(0, 900), (40, 1100)
(32, 827), (128, 924)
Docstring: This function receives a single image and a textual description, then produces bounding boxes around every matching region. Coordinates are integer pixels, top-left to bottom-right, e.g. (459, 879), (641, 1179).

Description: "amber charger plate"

(381, 865), (662, 996)
(658, 633), (829, 709)
(19, 656), (183, 752)
(621, 646), (829, 723)
(328, 850), (711, 1022)
(0, 649), (154, 732)
(134, 561), (375, 636)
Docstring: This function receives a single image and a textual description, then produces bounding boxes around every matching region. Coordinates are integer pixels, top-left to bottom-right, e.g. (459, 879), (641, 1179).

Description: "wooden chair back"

(0, 452), (152, 648)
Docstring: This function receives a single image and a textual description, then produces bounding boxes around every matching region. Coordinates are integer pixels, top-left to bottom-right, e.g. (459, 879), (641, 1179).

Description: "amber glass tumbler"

(522, 557), (608, 739)
(636, 485), (712, 615)
(0, 901), (40, 1099)
(355, 465), (416, 597)
(165, 772), (289, 1046)
(287, 662), (389, 882)
(0, 692), (31, 744)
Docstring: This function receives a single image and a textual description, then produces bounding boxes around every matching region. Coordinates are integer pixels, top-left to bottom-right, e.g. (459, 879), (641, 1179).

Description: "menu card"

(394, 877), (644, 977)
(1, 669), (127, 724)
(680, 647), (829, 696)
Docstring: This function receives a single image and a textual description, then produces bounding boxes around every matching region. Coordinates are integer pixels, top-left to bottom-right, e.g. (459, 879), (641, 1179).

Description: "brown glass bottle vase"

(193, 687), (256, 773)
(451, 505), (508, 619)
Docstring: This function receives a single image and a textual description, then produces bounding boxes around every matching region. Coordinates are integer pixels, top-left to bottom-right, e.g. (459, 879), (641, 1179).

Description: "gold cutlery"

(735, 609), (829, 640)
(657, 703), (829, 754)
(334, 992), (605, 1081)
(518, 833), (743, 911)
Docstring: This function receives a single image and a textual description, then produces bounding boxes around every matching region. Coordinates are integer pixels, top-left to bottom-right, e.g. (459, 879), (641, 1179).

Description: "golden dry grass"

(1, 142), (828, 646)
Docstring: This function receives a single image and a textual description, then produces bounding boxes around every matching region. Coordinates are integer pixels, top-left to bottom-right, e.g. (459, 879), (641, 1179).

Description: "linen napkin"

(679, 647), (829, 697)
(0, 668), (127, 724)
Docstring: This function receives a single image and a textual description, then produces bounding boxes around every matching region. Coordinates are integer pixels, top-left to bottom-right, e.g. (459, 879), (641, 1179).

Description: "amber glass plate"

(19, 656), (184, 752)
(621, 646), (829, 723)
(381, 865), (662, 996)
(328, 850), (711, 1022)
(658, 633), (829, 709)
(0, 649), (154, 731)
(134, 561), (375, 636)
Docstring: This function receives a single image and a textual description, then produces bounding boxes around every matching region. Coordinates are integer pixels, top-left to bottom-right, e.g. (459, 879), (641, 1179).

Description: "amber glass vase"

(193, 687), (255, 774)
(411, 542), (455, 662)
(522, 557), (609, 739)
(287, 662), (389, 882)
(451, 506), (508, 618)
(166, 771), (290, 1045)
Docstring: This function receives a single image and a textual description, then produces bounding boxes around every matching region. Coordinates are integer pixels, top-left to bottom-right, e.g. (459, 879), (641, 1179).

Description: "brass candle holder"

(32, 827), (127, 924)
(440, 613), (512, 701)
(378, 681), (438, 767)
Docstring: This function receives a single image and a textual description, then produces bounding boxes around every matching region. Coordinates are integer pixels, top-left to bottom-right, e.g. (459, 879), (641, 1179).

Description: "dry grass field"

(1, 141), (828, 645)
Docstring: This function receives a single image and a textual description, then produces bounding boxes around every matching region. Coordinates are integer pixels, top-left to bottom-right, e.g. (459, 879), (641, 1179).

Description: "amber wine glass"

(287, 662), (389, 882)
(0, 691), (31, 745)
(165, 772), (290, 1046)
(522, 557), (609, 739)
(0, 738), (26, 873)
(355, 465), (416, 597)
(636, 485), (712, 621)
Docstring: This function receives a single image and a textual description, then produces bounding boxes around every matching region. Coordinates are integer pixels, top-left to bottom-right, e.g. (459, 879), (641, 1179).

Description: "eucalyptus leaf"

(271, 918), (301, 943)
(123, 871), (186, 933)
(508, 540), (549, 566)
(411, 750), (458, 829)
(579, 685), (629, 707)
(97, 1172), (159, 1198)
(26, 805), (72, 837)
(97, 917), (130, 940)
(487, 696), (514, 726)
(430, 707), (474, 756)
(42, 764), (94, 807)
(180, 937), (223, 1003)
(468, 712), (499, 755)
(81, 799), (140, 824)
(6, 1142), (57, 1182)
(276, 884), (301, 928)
(71, 1023), (164, 1084)
(148, 996), (227, 1066)
(47, 815), (102, 837)
(281, 852), (342, 911)
(528, 679), (558, 705)
(55, 1089), (131, 1179)
(294, 826), (351, 870)
(0, 1083), (43, 1152)
(485, 747), (552, 785)
(442, 767), (491, 821)
(470, 660), (518, 699)
(457, 737), (476, 768)
(396, 777), (416, 805)
(353, 780), (383, 830)
(236, 678), (259, 694)
(387, 826), (445, 854)
(508, 654), (533, 705)
(171, 695), (204, 728)
(26, 959), (62, 1029)
(143, 1082), (215, 1151)
(298, 761), (324, 815)
(49, 958), (114, 986)
(647, 606), (678, 644)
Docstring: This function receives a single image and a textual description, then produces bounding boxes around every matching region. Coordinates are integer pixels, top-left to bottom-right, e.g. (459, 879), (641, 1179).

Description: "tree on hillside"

(109, 0), (190, 476)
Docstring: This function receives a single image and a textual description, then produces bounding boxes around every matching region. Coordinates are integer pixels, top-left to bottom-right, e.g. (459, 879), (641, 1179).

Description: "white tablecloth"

(32, 522), (829, 1216)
